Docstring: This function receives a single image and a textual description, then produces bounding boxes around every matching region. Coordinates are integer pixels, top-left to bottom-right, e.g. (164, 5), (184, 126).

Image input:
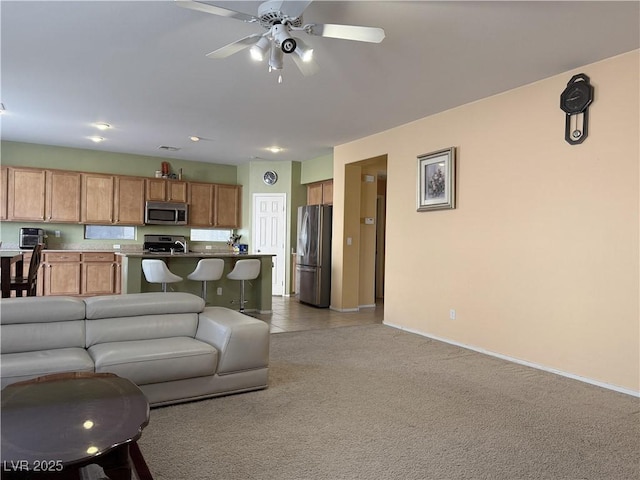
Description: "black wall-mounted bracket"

(560, 73), (594, 145)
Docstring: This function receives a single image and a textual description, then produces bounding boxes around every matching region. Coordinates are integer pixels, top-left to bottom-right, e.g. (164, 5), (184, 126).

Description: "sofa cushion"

(85, 314), (199, 347)
(0, 296), (86, 324)
(1, 320), (86, 354)
(84, 292), (205, 320)
(0, 348), (94, 388)
(88, 337), (218, 385)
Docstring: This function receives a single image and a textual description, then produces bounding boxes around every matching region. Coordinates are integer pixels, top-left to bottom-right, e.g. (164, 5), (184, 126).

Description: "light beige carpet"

(138, 325), (639, 479)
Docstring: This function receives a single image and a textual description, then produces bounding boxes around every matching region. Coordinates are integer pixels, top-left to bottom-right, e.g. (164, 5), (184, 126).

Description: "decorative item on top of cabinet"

(145, 178), (188, 203)
(306, 179), (333, 205)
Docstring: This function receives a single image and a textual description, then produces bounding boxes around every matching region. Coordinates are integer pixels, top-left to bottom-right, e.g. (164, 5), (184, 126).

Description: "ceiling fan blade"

(307, 23), (385, 43)
(205, 34), (262, 59)
(175, 0), (258, 23)
(291, 52), (319, 76)
(276, 1), (314, 20)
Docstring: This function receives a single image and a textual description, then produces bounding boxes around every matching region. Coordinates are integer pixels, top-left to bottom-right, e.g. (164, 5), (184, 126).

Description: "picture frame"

(417, 147), (456, 212)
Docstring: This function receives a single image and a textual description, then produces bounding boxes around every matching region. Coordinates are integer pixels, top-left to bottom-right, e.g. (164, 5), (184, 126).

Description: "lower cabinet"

(43, 252), (82, 296)
(81, 253), (117, 296)
(42, 251), (119, 297)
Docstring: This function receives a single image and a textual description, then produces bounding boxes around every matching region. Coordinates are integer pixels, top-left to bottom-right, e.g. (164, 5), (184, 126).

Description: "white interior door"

(252, 193), (286, 296)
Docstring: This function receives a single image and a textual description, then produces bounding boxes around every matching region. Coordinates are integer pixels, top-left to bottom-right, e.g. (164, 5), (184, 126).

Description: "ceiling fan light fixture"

(272, 24), (296, 54)
(250, 36), (270, 62)
(294, 38), (313, 62)
(269, 45), (284, 70)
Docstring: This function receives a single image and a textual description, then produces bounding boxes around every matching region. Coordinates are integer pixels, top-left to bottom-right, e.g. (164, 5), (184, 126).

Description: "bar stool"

(187, 258), (224, 300)
(226, 259), (261, 312)
(141, 259), (183, 292)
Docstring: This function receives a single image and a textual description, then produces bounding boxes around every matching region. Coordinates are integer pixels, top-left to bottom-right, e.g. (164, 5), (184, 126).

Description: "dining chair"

(11, 243), (44, 297)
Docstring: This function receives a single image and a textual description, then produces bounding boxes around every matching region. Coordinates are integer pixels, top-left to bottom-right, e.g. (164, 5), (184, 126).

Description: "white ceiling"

(1, 1), (638, 166)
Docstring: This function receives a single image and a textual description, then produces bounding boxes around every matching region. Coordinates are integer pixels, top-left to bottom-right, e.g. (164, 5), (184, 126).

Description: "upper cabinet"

(81, 173), (115, 224)
(46, 170), (81, 223)
(0, 167), (8, 221)
(307, 179), (333, 205)
(114, 176), (145, 225)
(214, 184), (241, 228)
(1, 165), (240, 228)
(188, 182), (214, 227)
(188, 182), (242, 228)
(7, 167), (47, 221)
(6, 167), (81, 223)
(82, 174), (145, 225)
(145, 178), (188, 203)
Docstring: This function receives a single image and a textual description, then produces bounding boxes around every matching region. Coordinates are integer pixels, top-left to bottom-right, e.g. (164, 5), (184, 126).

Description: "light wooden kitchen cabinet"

(307, 179), (333, 205)
(7, 167), (46, 221)
(81, 173), (114, 224)
(145, 178), (188, 203)
(43, 252), (82, 296)
(214, 184), (241, 228)
(46, 170), (81, 222)
(188, 182), (214, 227)
(0, 167), (7, 221)
(82, 252), (117, 295)
(82, 174), (144, 225)
(114, 176), (145, 225)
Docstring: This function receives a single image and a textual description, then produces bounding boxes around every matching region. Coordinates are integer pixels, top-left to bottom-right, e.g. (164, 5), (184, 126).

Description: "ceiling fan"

(176, 0), (385, 82)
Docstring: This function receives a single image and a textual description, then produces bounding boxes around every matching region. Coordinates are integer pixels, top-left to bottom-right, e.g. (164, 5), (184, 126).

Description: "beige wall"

(332, 51), (639, 392)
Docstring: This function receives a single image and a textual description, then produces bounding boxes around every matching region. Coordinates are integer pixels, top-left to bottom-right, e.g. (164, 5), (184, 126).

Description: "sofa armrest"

(196, 307), (269, 375)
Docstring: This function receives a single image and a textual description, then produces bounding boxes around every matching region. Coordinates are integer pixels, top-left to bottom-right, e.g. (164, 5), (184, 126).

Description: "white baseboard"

(330, 306), (359, 312)
(383, 321), (640, 398)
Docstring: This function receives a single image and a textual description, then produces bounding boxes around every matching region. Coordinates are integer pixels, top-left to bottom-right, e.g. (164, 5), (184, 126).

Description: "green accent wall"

(300, 153), (333, 184)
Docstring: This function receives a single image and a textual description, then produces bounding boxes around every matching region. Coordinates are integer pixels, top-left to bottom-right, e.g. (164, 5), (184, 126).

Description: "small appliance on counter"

(143, 235), (187, 253)
(19, 228), (45, 249)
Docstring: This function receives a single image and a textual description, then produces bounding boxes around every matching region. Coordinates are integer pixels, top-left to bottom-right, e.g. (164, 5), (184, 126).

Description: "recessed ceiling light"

(88, 136), (104, 143)
(189, 136), (201, 142)
(267, 146), (283, 153)
(93, 122), (111, 130)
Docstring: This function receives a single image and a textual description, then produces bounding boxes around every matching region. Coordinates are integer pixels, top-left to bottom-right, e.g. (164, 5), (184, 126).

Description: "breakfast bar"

(118, 252), (275, 313)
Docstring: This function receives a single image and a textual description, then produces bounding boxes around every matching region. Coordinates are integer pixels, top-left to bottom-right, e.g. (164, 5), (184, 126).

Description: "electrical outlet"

(217, 287), (223, 296)
(113, 244), (121, 250)
(205, 245), (212, 250)
(449, 309), (456, 320)
(54, 230), (61, 238)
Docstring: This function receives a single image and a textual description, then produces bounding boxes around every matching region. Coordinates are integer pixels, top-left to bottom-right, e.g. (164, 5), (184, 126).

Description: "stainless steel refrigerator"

(296, 204), (332, 307)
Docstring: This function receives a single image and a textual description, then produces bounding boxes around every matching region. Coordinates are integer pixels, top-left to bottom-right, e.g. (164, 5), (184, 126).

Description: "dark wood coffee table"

(1, 372), (151, 480)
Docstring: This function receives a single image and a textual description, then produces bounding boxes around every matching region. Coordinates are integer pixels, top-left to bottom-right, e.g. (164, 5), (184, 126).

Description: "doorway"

(252, 193), (286, 296)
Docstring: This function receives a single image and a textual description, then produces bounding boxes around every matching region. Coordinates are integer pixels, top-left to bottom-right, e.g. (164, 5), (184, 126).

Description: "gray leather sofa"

(0, 292), (270, 406)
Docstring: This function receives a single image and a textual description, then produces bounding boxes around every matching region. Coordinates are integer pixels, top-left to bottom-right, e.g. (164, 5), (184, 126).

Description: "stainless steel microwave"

(144, 201), (188, 225)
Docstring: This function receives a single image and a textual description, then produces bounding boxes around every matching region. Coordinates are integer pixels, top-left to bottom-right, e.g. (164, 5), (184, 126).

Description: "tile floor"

(249, 296), (384, 333)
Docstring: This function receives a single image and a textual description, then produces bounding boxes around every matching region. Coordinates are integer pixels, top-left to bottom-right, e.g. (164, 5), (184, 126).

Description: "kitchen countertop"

(117, 252), (275, 258)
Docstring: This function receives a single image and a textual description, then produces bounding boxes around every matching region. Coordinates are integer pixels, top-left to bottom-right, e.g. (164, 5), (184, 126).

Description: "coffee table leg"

(97, 444), (132, 480)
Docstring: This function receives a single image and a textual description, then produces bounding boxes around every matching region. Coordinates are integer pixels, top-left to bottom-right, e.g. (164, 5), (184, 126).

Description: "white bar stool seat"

(141, 259), (183, 292)
(187, 258), (224, 300)
(226, 259), (261, 312)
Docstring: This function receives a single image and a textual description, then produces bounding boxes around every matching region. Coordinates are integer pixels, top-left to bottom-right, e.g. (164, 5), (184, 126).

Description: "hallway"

(250, 296), (384, 333)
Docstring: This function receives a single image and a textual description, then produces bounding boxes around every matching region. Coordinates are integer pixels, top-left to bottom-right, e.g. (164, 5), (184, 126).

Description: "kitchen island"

(118, 252), (275, 313)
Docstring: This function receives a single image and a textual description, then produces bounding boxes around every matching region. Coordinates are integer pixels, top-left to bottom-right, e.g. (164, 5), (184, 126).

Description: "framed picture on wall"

(417, 147), (456, 212)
